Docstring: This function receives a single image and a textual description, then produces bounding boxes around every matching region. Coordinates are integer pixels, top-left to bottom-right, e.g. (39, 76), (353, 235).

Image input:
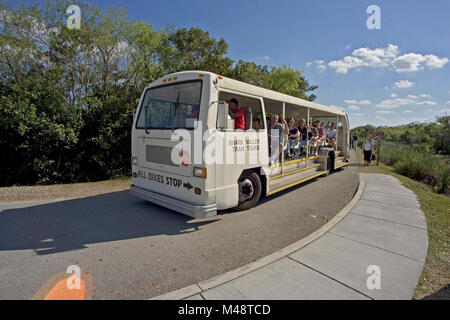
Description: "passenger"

(252, 118), (261, 130)
(310, 120), (320, 156)
(298, 119), (308, 155)
(190, 104), (200, 118)
(318, 122), (325, 146)
(286, 118), (299, 158)
(228, 98), (245, 130)
(326, 122), (337, 147)
(307, 121), (313, 141)
(268, 114), (287, 163)
(306, 120), (313, 155)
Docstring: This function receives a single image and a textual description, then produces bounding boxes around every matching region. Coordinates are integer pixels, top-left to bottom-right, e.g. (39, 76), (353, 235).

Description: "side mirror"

(217, 102), (231, 129)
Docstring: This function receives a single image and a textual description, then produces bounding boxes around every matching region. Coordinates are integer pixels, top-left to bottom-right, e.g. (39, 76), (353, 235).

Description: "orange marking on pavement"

(44, 278), (86, 300)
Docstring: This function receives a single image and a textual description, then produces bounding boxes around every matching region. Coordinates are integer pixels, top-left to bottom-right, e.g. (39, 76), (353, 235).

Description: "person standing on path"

(353, 133), (358, 150)
(363, 135), (375, 166)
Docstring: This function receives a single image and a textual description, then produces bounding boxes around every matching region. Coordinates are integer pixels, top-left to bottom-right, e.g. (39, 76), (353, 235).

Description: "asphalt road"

(0, 155), (359, 299)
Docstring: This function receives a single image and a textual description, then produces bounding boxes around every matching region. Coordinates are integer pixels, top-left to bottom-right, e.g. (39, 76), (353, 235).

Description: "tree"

(261, 65), (318, 101)
(230, 60), (269, 85)
(0, 0), (319, 186)
(164, 27), (234, 75)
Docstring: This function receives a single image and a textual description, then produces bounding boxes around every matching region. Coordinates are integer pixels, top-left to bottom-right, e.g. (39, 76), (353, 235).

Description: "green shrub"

(380, 143), (449, 194)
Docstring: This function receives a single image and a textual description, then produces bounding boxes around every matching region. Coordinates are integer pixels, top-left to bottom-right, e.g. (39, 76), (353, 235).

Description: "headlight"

(193, 167), (207, 178)
(132, 156), (138, 165)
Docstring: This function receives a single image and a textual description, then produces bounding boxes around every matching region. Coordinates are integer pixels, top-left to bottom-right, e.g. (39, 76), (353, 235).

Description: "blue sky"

(18, 0), (450, 127)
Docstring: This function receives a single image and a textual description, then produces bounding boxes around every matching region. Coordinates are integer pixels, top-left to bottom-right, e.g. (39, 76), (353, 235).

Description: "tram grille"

(146, 145), (179, 167)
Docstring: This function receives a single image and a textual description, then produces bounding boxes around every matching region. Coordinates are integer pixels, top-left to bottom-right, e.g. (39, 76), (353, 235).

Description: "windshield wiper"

(144, 93), (151, 134)
(172, 91), (181, 130)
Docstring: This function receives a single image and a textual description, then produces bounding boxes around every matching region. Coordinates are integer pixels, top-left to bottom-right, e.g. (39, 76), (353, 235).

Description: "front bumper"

(130, 185), (217, 219)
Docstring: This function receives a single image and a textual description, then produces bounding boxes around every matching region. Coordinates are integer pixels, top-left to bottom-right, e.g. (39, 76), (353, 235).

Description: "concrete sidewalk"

(155, 173), (429, 300)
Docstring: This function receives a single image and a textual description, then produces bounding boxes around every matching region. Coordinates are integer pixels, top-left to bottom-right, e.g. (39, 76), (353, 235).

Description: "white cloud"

(438, 108), (450, 113)
(446, 101), (450, 105)
(344, 99), (370, 105)
(348, 105), (360, 110)
(327, 43), (448, 74)
(375, 98), (415, 109)
(263, 56), (271, 61)
(307, 60), (327, 72)
(350, 113), (363, 117)
(416, 101), (437, 106)
(424, 55), (449, 69)
(420, 94), (432, 98)
(376, 110), (394, 114)
(408, 95), (418, 99)
(390, 93), (397, 98)
(392, 53), (448, 72)
(393, 80), (414, 89)
(329, 44), (398, 74)
(403, 110), (413, 113)
(358, 100), (371, 105)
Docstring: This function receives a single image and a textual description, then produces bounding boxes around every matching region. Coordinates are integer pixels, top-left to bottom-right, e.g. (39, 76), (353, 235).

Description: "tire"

(234, 171), (262, 211)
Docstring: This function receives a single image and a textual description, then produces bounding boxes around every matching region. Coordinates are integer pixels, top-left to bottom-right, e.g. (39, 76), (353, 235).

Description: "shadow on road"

(0, 191), (219, 255)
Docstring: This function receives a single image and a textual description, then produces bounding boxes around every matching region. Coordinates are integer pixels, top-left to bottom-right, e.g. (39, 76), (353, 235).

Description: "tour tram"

(131, 71), (349, 218)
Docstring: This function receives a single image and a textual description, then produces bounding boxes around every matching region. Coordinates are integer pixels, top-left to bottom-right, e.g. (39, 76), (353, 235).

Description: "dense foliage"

(351, 116), (450, 155)
(351, 117), (450, 194)
(0, 0), (318, 186)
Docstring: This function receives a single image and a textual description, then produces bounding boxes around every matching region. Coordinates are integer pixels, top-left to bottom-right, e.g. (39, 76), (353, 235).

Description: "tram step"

(268, 165), (325, 195)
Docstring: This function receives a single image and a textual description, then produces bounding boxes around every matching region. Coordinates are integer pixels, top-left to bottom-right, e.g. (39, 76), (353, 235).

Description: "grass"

(356, 149), (450, 299)
(0, 176), (132, 203)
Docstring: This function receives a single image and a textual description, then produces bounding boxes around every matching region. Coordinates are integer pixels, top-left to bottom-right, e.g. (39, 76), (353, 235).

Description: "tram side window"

(218, 92), (265, 130)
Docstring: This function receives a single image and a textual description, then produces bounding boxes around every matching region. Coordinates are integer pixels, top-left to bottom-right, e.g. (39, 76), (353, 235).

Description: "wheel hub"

(239, 178), (254, 202)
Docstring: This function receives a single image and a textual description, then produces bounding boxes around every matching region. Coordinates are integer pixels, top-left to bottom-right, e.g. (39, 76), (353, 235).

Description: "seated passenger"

(268, 114), (287, 163)
(286, 118), (299, 158)
(252, 118), (261, 130)
(310, 120), (320, 156)
(298, 119), (308, 154)
(228, 98), (245, 130)
(326, 122), (337, 147)
(190, 104), (200, 118)
(306, 121), (313, 154)
(318, 122), (325, 145)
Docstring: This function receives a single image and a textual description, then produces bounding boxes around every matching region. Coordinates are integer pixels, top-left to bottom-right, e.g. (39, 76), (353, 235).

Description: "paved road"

(0, 157), (358, 299)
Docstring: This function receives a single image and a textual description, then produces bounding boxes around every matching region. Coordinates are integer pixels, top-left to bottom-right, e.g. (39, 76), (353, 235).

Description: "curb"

(151, 179), (366, 300)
